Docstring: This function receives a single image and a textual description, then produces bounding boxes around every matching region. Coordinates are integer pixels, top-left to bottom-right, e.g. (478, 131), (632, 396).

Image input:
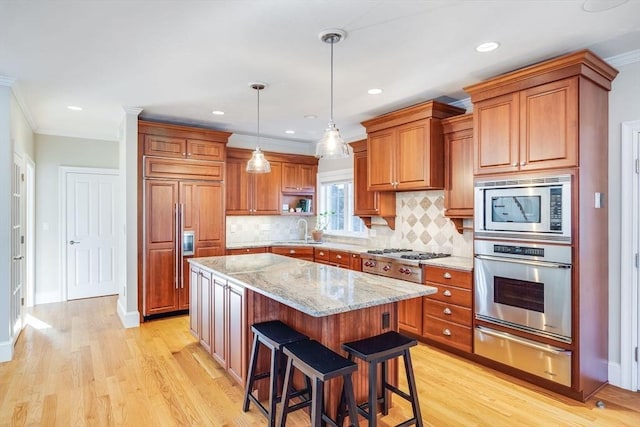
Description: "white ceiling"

(1, 0), (639, 148)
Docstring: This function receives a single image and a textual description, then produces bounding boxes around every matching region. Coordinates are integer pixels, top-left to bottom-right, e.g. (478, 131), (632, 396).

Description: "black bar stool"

(242, 320), (309, 427)
(278, 339), (359, 427)
(341, 331), (423, 427)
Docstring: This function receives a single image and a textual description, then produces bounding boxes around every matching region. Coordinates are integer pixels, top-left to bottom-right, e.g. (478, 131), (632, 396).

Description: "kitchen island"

(188, 253), (436, 415)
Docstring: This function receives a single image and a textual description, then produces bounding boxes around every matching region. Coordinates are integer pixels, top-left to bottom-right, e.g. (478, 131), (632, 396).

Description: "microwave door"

(484, 188), (550, 233)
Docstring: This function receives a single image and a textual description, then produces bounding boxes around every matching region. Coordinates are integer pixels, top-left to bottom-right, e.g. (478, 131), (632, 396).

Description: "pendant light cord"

(330, 37), (334, 124)
(256, 86), (260, 148)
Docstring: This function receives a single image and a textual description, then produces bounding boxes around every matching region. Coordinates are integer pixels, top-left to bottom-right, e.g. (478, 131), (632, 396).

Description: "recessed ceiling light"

(285, 130), (296, 134)
(212, 110), (225, 115)
(304, 114), (318, 119)
(476, 41), (500, 53)
(368, 88), (383, 95)
(67, 105), (82, 111)
(582, 0), (629, 12)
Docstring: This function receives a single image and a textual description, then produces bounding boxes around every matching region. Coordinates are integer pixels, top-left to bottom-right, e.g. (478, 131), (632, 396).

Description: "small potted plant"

(312, 211), (334, 242)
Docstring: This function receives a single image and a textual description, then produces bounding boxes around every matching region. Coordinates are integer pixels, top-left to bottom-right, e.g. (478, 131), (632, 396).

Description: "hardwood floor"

(1, 296), (639, 426)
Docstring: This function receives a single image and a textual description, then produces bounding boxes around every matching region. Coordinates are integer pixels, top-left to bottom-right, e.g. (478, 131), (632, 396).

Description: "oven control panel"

(493, 244), (544, 257)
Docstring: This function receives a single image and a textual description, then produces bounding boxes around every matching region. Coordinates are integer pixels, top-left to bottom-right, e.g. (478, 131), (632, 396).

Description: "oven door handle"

(475, 254), (571, 269)
(477, 326), (570, 355)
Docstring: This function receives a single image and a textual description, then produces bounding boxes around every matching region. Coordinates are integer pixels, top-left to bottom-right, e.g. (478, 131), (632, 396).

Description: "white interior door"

(11, 153), (24, 340)
(65, 170), (118, 300)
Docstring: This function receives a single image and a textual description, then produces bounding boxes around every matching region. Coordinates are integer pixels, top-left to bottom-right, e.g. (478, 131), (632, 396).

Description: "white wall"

(34, 134), (119, 303)
(608, 59), (640, 372)
(0, 86), (12, 361)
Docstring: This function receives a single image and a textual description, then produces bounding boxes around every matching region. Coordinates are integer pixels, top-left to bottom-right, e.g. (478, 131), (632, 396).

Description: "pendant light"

(246, 82), (271, 173)
(315, 29), (350, 159)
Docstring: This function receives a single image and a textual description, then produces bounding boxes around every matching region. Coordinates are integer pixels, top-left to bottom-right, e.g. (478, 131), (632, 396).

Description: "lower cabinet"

(271, 246), (314, 261)
(399, 297), (423, 336)
(422, 266), (473, 353)
(190, 264), (246, 386)
(226, 246), (268, 255)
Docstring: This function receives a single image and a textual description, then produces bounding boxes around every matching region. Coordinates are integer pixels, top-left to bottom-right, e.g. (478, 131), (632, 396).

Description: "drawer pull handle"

(443, 307), (452, 315)
(442, 329), (452, 336)
(319, 251), (325, 256)
(443, 272), (452, 279)
(289, 249), (296, 254)
(443, 290), (452, 297)
(336, 254), (342, 259)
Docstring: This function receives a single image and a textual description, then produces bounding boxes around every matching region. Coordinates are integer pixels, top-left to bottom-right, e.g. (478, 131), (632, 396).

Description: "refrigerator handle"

(180, 203), (185, 289)
(174, 203), (179, 289)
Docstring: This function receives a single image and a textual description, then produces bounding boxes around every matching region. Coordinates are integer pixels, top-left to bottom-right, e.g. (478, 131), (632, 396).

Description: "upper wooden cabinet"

(225, 157), (282, 215)
(282, 163), (316, 194)
(140, 121), (229, 162)
(361, 101), (465, 192)
(465, 50), (618, 176)
(349, 139), (396, 230)
(442, 114), (474, 230)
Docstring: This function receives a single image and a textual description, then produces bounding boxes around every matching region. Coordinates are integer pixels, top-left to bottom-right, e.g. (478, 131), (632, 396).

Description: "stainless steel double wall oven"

(473, 175), (573, 386)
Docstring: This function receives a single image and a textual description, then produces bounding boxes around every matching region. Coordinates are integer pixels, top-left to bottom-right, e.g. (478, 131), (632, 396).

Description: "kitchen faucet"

(297, 218), (309, 242)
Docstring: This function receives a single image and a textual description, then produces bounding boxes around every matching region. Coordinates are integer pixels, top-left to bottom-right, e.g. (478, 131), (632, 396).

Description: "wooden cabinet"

(212, 274), (246, 385)
(399, 296), (424, 337)
(189, 265), (212, 353)
(226, 158), (282, 215)
(271, 246), (314, 261)
(226, 246), (268, 255)
(422, 266), (473, 353)
(313, 248), (351, 268)
(349, 139), (396, 230)
(470, 77), (578, 175)
(361, 101), (465, 192)
(139, 120), (229, 320)
(349, 253), (362, 271)
(442, 114), (474, 232)
(282, 163), (316, 194)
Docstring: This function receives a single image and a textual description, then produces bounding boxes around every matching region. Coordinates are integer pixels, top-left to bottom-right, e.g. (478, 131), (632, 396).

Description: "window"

(317, 169), (366, 236)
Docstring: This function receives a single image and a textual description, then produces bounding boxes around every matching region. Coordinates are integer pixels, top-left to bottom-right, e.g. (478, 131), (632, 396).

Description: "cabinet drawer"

(423, 299), (472, 326)
(226, 247), (268, 255)
(187, 139), (225, 161)
(314, 248), (331, 263)
(424, 266), (472, 289)
(423, 315), (472, 353)
(331, 250), (350, 267)
(271, 246), (314, 260)
(145, 157), (224, 180)
(144, 135), (186, 158)
(425, 284), (471, 307)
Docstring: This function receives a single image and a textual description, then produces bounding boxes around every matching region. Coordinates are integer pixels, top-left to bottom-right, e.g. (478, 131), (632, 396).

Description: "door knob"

(69, 240), (80, 245)
(12, 255), (24, 261)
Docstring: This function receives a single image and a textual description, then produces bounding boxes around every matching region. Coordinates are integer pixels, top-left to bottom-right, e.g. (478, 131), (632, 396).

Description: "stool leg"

(243, 333), (259, 412)
(277, 357), (295, 427)
(268, 347), (279, 427)
(368, 361), (377, 427)
(310, 377), (324, 427)
(343, 375), (360, 427)
(403, 349), (423, 427)
(381, 360), (389, 415)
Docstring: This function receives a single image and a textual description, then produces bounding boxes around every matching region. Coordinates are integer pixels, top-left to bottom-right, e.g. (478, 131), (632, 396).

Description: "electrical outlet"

(369, 228), (376, 237)
(382, 312), (390, 329)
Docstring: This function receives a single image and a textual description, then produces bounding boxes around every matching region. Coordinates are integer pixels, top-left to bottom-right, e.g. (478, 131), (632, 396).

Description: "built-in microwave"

(474, 175), (571, 243)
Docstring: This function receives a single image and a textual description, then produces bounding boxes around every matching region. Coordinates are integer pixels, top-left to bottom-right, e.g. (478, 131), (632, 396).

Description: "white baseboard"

(608, 361), (623, 389)
(0, 339), (13, 363)
(35, 291), (61, 305)
(117, 298), (140, 328)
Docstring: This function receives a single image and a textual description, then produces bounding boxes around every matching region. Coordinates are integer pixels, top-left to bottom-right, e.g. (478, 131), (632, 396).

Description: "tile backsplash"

(226, 189), (473, 258)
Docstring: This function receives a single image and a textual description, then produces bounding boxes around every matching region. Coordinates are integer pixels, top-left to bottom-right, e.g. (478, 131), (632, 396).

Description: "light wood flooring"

(1, 296), (639, 426)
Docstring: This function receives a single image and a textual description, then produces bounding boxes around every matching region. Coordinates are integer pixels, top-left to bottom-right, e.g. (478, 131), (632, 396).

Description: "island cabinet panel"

(443, 113), (474, 224)
(398, 297), (423, 336)
(198, 269), (212, 353)
(422, 266), (473, 354)
(246, 289), (398, 419)
(189, 266), (200, 338)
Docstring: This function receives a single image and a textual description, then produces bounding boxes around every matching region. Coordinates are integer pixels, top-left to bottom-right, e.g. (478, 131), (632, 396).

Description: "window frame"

(316, 168), (367, 238)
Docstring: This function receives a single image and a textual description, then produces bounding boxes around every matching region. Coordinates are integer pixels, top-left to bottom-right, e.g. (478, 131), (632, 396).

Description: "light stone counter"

(189, 253), (436, 317)
(420, 255), (474, 271)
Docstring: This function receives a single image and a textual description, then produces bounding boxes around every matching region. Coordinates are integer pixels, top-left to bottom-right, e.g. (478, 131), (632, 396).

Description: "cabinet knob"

(182, 152), (187, 156)
(336, 254), (342, 259)
(442, 290), (452, 297)
(289, 249), (296, 254)
(187, 152), (192, 156)
(443, 307), (452, 315)
(443, 272), (452, 279)
(520, 161), (526, 166)
(319, 251), (325, 256)
(246, 248), (250, 252)
(511, 162), (518, 167)
(442, 329), (452, 336)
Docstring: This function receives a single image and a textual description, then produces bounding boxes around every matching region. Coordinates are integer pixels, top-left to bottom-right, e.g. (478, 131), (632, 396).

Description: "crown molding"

(123, 106), (143, 116)
(450, 97), (472, 112)
(605, 49), (640, 68)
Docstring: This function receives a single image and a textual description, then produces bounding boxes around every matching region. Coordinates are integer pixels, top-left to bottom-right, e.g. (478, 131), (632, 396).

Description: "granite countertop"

(420, 256), (474, 271)
(189, 253), (436, 317)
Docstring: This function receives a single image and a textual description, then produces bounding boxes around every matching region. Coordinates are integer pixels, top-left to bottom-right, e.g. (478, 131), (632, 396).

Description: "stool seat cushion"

(283, 340), (357, 381)
(342, 331), (417, 361)
(251, 320), (308, 347)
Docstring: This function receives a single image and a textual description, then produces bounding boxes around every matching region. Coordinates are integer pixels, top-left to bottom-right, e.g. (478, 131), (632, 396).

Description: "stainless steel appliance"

(361, 249), (451, 284)
(474, 174), (571, 243)
(474, 238), (573, 387)
(474, 239), (572, 343)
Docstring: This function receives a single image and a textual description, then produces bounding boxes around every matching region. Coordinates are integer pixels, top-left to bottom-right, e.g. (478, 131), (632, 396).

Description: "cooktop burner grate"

(399, 252), (451, 261)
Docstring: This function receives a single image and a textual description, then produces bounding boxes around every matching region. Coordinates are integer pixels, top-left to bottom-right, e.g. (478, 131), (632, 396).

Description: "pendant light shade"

(315, 29), (350, 159)
(246, 83), (271, 173)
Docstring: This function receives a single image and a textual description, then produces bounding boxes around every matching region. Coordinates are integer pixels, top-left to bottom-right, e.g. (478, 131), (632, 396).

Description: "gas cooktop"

(364, 249), (451, 261)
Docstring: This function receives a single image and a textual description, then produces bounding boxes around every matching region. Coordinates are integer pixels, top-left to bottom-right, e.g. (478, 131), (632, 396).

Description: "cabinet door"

(189, 266), (200, 338)
(199, 270), (212, 353)
(225, 159), (251, 215)
(396, 119), (436, 190)
(144, 135), (186, 158)
(186, 139), (225, 161)
(227, 281), (246, 385)
(253, 162), (281, 214)
(281, 163), (300, 193)
(298, 164), (317, 193)
(353, 150), (379, 215)
(144, 180), (179, 315)
(444, 124), (474, 217)
(212, 277), (227, 365)
(519, 78), (578, 171)
(188, 181), (225, 254)
(474, 93), (519, 175)
(349, 253), (362, 271)
(367, 129), (396, 191)
(399, 297), (423, 336)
